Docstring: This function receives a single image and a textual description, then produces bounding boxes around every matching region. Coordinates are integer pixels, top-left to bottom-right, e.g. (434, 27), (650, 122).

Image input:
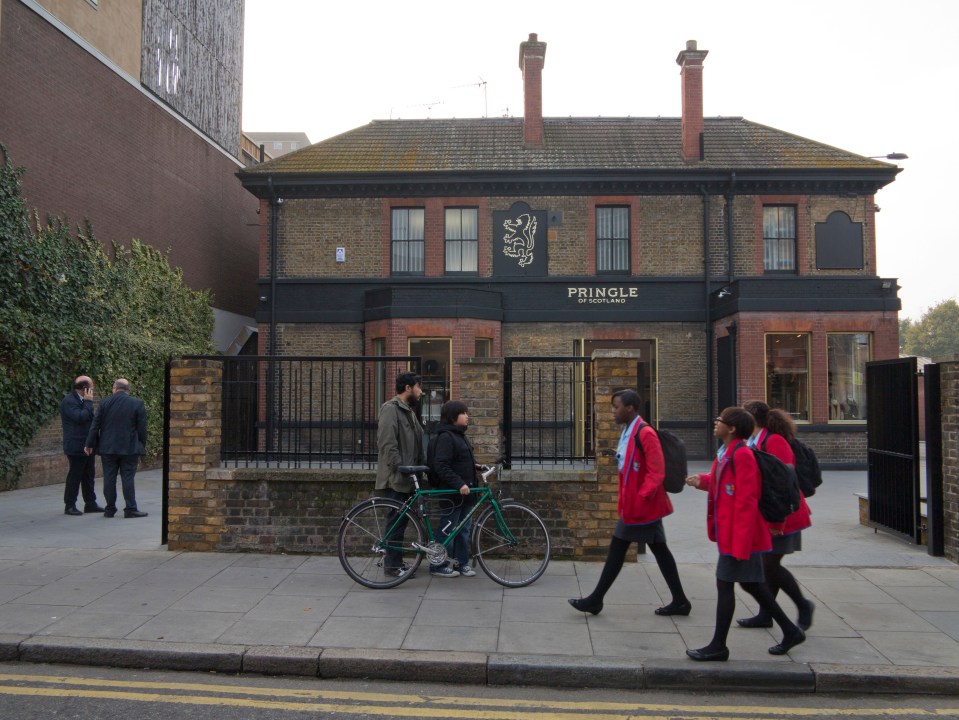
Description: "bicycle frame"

(378, 471), (515, 558)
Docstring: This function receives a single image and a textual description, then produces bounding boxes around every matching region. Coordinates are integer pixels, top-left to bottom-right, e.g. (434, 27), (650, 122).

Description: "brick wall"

(165, 353), (652, 559)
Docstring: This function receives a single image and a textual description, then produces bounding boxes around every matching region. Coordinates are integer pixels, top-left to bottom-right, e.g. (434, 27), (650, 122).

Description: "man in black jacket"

(59, 375), (103, 515)
(84, 378), (148, 518)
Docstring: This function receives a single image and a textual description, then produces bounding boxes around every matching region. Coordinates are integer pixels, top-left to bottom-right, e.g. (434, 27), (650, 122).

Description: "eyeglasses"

(714, 417), (728, 425)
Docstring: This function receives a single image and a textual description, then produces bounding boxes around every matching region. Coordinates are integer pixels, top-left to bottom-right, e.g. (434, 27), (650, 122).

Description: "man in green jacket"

(375, 371), (424, 576)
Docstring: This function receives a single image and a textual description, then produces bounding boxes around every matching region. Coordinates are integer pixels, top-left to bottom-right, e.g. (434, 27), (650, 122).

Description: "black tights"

(753, 553), (808, 620)
(704, 579), (799, 653)
(584, 536), (687, 606)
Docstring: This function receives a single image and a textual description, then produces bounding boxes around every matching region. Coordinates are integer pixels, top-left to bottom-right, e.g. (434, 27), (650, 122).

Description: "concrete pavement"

(1, 464), (958, 693)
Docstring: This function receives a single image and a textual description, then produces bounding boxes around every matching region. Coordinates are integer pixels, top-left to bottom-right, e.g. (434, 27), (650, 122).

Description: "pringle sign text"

(568, 287), (638, 304)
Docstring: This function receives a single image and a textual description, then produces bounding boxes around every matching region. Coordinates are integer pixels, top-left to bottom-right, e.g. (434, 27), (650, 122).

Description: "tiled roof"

(240, 117), (894, 176)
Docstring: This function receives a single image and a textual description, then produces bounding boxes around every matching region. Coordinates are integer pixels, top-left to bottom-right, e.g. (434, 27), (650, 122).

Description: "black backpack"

(634, 422), (687, 494)
(730, 443), (801, 523)
(760, 433), (822, 499)
(790, 438), (822, 498)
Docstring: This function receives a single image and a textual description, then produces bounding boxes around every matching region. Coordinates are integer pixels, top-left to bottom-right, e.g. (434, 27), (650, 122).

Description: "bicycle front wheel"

(472, 501), (550, 587)
(338, 497), (425, 589)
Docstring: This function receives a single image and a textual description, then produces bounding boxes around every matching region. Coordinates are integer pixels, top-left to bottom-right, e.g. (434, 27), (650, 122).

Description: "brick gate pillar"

(457, 358), (504, 464)
(590, 350), (644, 559)
(167, 358), (223, 551)
(939, 357), (959, 563)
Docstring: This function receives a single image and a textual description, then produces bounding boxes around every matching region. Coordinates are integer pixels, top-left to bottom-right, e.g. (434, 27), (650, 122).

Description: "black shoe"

(103, 507), (117, 518)
(568, 597), (603, 615)
(797, 599), (815, 631)
(769, 628), (806, 655)
(124, 510), (148, 518)
(737, 615), (773, 628)
(84, 504), (105, 513)
(64, 505), (82, 516)
(686, 646), (729, 662)
(655, 600), (692, 616)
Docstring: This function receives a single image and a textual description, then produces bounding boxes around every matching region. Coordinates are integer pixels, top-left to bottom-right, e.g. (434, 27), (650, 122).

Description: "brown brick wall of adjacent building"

(0, 0), (259, 317)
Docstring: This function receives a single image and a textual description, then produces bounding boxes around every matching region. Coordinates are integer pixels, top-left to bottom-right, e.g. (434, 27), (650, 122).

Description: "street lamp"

(869, 152), (909, 160)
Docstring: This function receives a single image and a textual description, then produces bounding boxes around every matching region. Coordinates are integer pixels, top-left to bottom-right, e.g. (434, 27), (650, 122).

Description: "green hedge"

(0, 145), (214, 486)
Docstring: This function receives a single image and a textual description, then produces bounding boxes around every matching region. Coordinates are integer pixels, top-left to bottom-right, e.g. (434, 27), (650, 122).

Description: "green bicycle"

(337, 460), (551, 589)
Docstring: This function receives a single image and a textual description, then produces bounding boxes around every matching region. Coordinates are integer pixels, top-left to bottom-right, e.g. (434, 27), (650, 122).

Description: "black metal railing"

(208, 355), (421, 468)
(504, 356), (594, 465)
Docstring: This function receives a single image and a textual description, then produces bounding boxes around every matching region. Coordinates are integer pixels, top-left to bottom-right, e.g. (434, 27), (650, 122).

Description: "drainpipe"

(725, 172), (736, 283)
(267, 176), (279, 356)
(701, 186), (713, 456)
(266, 176), (279, 459)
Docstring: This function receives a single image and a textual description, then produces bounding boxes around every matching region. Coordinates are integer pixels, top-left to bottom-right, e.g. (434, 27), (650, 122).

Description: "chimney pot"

(519, 33), (547, 148)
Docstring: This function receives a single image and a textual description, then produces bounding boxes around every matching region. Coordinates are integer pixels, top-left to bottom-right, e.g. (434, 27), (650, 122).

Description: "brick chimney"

(519, 33), (547, 147)
(676, 40), (708, 162)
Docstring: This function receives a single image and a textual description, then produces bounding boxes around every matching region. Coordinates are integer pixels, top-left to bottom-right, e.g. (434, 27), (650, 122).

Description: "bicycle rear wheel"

(472, 501), (550, 587)
(338, 497), (425, 589)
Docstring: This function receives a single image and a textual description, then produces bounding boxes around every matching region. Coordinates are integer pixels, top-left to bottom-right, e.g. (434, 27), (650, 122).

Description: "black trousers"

(381, 488), (413, 570)
(101, 454), (139, 511)
(63, 454), (97, 507)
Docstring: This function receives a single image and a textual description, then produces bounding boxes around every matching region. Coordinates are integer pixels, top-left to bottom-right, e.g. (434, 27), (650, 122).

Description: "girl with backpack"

(738, 402), (815, 632)
(568, 389), (690, 618)
(684, 407), (805, 661)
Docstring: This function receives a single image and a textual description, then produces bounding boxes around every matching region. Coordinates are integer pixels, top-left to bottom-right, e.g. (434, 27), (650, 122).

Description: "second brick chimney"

(519, 33), (547, 147)
(676, 40), (708, 162)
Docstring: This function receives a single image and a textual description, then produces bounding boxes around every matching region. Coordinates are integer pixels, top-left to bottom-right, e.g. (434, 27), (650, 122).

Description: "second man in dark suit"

(84, 378), (148, 518)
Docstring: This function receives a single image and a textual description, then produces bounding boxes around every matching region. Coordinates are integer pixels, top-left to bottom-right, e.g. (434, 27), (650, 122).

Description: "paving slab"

(0, 467), (958, 693)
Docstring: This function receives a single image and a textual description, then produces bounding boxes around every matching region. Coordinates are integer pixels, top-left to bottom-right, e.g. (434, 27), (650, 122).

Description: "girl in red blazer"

(737, 402), (815, 631)
(569, 389), (690, 617)
(684, 407), (805, 661)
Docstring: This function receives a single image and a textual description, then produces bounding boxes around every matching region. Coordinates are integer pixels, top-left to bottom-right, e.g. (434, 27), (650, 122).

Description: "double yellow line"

(0, 672), (955, 718)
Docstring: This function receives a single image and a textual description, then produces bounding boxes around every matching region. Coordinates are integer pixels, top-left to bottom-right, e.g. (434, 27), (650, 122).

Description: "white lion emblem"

(502, 213), (537, 268)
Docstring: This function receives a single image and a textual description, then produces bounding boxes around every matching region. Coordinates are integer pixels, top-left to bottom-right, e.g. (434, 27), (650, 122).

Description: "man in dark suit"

(84, 378), (148, 518)
(59, 375), (103, 516)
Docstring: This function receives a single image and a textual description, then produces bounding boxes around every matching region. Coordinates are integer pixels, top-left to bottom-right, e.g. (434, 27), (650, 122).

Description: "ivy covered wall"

(0, 146), (214, 488)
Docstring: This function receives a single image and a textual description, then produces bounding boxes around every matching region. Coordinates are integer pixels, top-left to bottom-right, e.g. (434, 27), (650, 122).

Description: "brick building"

(238, 35), (902, 465)
(0, 0), (259, 349)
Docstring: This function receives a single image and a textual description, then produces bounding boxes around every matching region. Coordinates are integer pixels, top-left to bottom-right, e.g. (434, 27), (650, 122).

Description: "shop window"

(763, 206), (796, 273)
(445, 208), (478, 273)
(391, 208), (425, 274)
(409, 338), (450, 423)
(828, 333), (870, 421)
(596, 207), (630, 273)
(765, 333), (810, 421)
(475, 338), (492, 357)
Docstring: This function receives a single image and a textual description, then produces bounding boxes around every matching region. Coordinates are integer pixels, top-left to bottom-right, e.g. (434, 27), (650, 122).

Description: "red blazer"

(618, 419), (674, 525)
(696, 442), (771, 560)
(757, 429), (812, 536)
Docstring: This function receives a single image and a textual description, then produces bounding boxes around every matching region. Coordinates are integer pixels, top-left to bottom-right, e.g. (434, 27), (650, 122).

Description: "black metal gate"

(866, 357), (921, 543)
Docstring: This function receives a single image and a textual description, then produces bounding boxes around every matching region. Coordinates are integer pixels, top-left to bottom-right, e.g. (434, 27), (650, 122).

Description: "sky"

(242, 0), (958, 321)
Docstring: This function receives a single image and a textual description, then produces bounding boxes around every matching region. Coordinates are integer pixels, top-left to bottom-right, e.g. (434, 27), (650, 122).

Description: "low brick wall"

(176, 466), (598, 558)
(166, 353), (639, 557)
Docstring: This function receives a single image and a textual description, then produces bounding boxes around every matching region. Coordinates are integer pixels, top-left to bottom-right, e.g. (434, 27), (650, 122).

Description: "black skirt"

(716, 552), (765, 583)
(613, 518), (666, 544)
(771, 531), (802, 555)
